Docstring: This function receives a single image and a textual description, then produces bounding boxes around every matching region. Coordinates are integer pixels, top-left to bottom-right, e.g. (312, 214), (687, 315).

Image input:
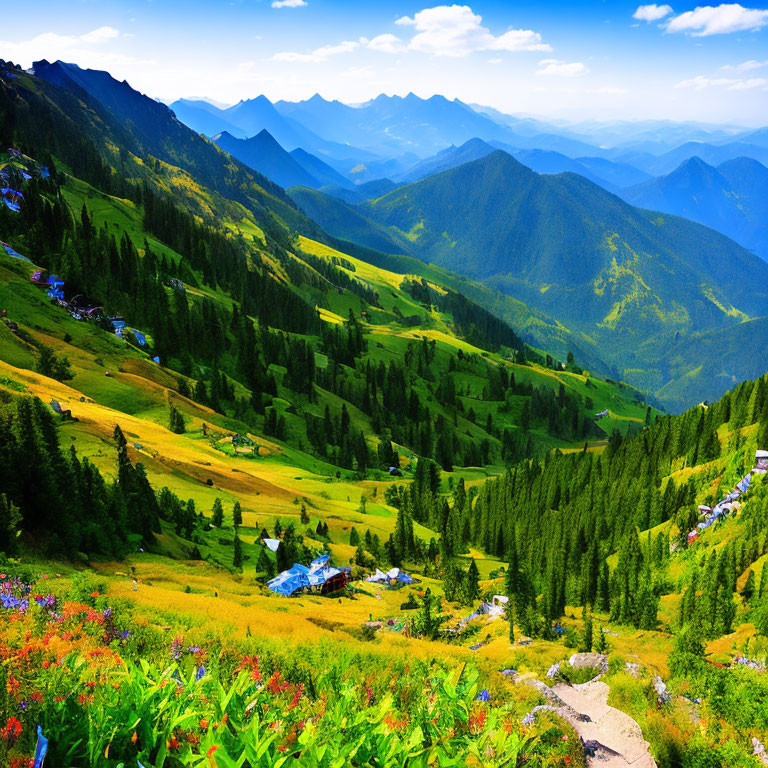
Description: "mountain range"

(622, 156), (768, 261)
(5, 48), (768, 768)
(7, 58), (768, 410)
(291, 150), (768, 407)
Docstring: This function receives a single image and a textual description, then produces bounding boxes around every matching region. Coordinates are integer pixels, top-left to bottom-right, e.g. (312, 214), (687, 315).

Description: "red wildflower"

(266, 671), (289, 694)
(384, 713), (408, 731)
(468, 707), (487, 734)
(6, 673), (20, 695)
(1, 716), (23, 744)
(234, 655), (262, 682)
(288, 684), (303, 710)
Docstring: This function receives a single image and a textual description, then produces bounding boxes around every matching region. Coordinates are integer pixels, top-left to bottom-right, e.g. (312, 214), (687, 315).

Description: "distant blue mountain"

(170, 95), (377, 165)
(622, 155), (768, 261)
(169, 99), (247, 139)
(275, 92), (602, 158)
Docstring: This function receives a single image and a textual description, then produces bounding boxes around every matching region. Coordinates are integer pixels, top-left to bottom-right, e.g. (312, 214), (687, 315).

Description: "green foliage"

(35, 344), (73, 382)
(0, 398), (159, 556)
(211, 498), (224, 528)
(169, 403), (185, 434)
(0, 493), (21, 555)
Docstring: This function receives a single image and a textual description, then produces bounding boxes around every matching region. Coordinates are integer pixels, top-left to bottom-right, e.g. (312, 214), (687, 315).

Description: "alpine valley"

(2, 13), (768, 767)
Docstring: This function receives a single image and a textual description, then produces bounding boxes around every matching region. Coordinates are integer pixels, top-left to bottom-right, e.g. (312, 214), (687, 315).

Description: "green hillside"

(302, 150), (768, 410)
(4, 58), (768, 768)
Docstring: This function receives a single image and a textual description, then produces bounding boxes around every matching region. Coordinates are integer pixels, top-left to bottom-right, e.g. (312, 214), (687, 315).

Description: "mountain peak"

(252, 128), (280, 145)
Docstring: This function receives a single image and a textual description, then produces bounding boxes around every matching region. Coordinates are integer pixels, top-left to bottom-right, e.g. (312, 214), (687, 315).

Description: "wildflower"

(131, 731), (138, 744)
(200, 718), (209, 730)
(288, 684), (303, 710)
(1, 715), (23, 744)
(90, 591), (100, 598)
(468, 708), (487, 734)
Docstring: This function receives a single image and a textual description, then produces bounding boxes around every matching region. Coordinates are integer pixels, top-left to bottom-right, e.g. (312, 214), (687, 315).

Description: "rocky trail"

(523, 674), (657, 767)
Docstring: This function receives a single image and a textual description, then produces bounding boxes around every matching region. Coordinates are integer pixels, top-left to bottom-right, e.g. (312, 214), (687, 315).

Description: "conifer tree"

(169, 403), (185, 434)
(233, 529), (243, 570)
(595, 624), (607, 654)
(233, 500), (243, 527)
(582, 605), (593, 652)
(256, 548), (274, 579)
(212, 498), (224, 527)
(506, 602), (515, 644)
(464, 558), (481, 603)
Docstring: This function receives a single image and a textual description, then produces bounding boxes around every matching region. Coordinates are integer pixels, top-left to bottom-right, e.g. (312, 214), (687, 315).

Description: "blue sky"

(2, 1), (768, 124)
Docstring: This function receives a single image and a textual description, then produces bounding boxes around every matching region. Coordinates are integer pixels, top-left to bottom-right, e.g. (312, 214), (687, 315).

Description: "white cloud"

(367, 34), (405, 53)
(676, 74), (768, 89)
(0, 26), (146, 71)
(271, 0), (307, 7)
(80, 26), (121, 44)
(633, 4), (674, 22)
(665, 4), (768, 36)
(272, 39), (360, 63)
(721, 59), (768, 71)
(536, 59), (589, 77)
(394, 5), (550, 57)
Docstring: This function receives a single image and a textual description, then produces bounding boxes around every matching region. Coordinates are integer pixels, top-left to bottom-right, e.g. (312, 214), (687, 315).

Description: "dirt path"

(523, 678), (657, 767)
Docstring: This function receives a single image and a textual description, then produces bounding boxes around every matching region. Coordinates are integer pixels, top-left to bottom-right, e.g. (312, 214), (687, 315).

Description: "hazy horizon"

(3, 1), (768, 125)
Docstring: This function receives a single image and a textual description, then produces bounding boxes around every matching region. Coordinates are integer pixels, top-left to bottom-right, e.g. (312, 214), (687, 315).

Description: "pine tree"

(169, 403), (185, 434)
(232, 500), (242, 527)
(464, 558), (481, 603)
(349, 527), (360, 546)
(256, 548), (274, 579)
(595, 624), (607, 653)
(212, 498), (224, 527)
(233, 529), (243, 570)
(582, 605), (593, 651)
